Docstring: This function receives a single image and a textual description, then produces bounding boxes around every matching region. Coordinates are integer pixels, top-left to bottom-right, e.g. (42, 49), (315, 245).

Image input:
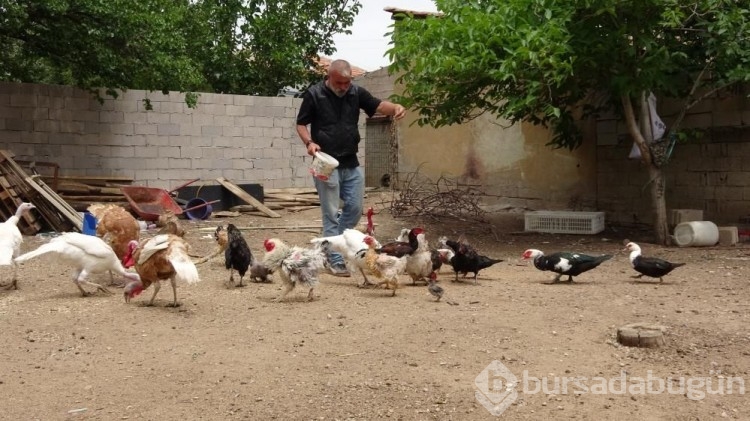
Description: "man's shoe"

(329, 263), (351, 277)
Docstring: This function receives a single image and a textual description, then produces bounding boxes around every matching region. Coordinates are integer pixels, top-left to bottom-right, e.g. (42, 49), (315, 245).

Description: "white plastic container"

(673, 221), (719, 247)
(310, 152), (339, 181)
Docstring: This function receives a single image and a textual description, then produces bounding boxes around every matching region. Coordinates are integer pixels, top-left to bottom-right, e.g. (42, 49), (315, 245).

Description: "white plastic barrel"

(673, 221), (719, 247)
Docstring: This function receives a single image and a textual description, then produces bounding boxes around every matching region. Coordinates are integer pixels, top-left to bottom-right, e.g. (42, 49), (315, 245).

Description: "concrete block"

(669, 209), (703, 226)
(718, 226), (739, 246)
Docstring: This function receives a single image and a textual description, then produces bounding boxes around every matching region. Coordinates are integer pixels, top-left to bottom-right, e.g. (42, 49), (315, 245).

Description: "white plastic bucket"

(310, 152), (339, 181)
(673, 221), (719, 247)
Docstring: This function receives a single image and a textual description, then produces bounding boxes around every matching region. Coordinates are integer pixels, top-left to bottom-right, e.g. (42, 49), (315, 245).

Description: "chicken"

(157, 220), (185, 237)
(404, 232), (433, 285)
(394, 228), (410, 242)
(124, 234), (201, 306)
(193, 225), (229, 265)
(431, 248), (455, 273)
(426, 272), (459, 305)
(156, 209), (179, 228)
(356, 235), (408, 296)
(263, 238), (328, 302)
(427, 272), (444, 301)
(377, 227), (424, 257)
(522, 248), (612, 283)
(248, 261), (273, 283)
(441, 236), (504, 284)
(310, 228), (381, 287)
(624, 242), (685, 282)
(398, 229), (452, 274)
(0, 202), (36, 289)
(87, 204), (140, 268)
(224, 224), (252, 287)
(14, 232), (140, 296)
(361, 207), (375, 236)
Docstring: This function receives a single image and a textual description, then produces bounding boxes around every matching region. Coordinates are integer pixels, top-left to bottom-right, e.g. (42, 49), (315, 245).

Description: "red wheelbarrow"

(120, 179), (219, 221)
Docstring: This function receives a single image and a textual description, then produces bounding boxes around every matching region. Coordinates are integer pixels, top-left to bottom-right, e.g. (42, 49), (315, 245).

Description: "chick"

(427, 273), (444, 302)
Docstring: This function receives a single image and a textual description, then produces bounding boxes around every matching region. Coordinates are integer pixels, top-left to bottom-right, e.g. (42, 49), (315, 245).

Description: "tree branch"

(621, 93), (654, 167)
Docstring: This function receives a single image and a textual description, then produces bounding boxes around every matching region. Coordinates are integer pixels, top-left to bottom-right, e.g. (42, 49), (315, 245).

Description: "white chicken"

(310, 228), (381, 287)
(0, 202), (36, 289)
(14, 232), (140, 296)
(263, 238), (328, 302)
(123, 234), (201, 307)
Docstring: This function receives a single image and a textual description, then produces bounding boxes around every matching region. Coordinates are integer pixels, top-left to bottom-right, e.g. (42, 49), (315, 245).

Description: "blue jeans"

(314, 166), (364, 265)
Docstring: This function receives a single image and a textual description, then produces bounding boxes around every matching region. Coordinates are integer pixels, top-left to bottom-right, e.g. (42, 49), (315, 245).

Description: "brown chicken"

(157, 220), (185, 237)
(193, 225), (229, 265)
(123, 234), (201, 307)
(87, 204), (140, 268)
(357, 235), (408, 296)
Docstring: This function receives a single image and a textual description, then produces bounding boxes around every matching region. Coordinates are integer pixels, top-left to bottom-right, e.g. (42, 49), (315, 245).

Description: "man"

(296, 59), (406, 276)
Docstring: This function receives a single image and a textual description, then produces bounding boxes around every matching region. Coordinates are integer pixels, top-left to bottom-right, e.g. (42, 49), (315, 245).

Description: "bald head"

(328, 60), (352, 78)
(326, 59), (353, 97)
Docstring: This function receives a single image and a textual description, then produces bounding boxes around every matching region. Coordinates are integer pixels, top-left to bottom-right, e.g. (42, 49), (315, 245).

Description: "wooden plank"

(0, 151), (44, 234)
(263, 193), (320, 203)
(215, 177), (281, 218)
(263, 187), (319, 195)
(60, 195), (128, 202)
(26, 175), (83, 231)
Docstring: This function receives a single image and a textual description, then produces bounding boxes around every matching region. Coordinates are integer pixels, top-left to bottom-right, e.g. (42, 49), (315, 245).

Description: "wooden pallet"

(0, 150), (79, 233)
(0, 173), (42, 235)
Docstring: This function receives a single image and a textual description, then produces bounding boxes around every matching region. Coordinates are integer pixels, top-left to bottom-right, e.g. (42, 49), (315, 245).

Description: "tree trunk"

(621, 93), (671, 245)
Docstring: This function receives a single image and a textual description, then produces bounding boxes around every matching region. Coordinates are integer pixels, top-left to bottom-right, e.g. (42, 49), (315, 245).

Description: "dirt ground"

(1, 191), (749, 420)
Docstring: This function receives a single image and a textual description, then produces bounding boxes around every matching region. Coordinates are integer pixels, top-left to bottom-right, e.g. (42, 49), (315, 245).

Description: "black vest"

(305, 81), (362, 160)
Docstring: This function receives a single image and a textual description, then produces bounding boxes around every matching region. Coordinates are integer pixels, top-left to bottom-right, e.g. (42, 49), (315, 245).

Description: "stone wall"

(596, 92), (750, 225)
(0, 82), (362, 190)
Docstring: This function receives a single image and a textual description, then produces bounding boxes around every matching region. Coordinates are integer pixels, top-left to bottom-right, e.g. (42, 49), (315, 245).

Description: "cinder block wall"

(596, 93), (750, 225)
(0, 82), (365, 190)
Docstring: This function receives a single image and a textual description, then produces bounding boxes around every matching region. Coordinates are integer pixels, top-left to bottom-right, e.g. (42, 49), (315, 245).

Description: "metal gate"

(364, 116), (396, 188)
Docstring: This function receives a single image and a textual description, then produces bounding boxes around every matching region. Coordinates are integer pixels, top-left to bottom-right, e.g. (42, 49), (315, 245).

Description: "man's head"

(326, 59), (352, 97)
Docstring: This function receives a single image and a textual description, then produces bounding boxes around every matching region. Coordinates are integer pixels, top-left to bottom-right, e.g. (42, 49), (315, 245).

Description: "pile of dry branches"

(387, 168), (489, 223)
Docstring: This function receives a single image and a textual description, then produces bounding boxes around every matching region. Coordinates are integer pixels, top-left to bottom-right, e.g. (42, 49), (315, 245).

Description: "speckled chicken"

(263, 238), (328, 302)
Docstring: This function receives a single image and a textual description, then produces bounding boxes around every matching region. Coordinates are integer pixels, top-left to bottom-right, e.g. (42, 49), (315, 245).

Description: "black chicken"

(625, 242), (685, 282)
(225, 224), (253, 287)
(522, 248), (612, 283)
(442, 236), (504, 284)
(376, 227), (424, 257)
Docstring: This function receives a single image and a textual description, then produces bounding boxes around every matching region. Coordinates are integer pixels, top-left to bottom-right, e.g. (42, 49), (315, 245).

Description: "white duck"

(0, 202), (36, 290)
(14, 232), (140, 296)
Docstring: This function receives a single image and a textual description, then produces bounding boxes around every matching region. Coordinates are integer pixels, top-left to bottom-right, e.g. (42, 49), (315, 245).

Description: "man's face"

(327, 72), (352, 97)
